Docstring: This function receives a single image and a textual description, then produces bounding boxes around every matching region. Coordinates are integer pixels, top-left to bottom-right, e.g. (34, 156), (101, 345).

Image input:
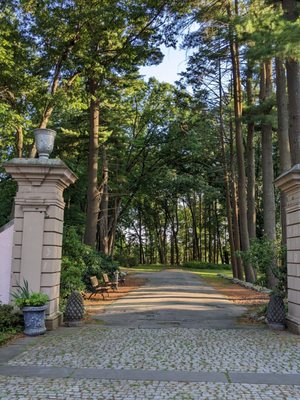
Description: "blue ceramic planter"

(22, 305), (47, 336)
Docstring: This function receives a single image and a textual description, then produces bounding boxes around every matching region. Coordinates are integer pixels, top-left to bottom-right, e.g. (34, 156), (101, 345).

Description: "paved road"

(95, 269), (247, 328)
(1, 269), (300, 399)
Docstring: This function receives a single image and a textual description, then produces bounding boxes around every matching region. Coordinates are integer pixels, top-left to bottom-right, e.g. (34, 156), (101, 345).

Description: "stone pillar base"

(46, 312), (63, 331)
(286, 316), (300, 335)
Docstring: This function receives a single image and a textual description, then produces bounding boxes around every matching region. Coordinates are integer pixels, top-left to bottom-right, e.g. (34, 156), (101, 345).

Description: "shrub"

(0, 304), (22, 332)
(83, 253), (118, 291)
(60, 257), (85, 299)
(0, 178), (17, 227)
(126, 257), (139, 267)
(115, 255), (139, 267)
(61, 226), (118, 294)
(238, 236), (287, 295)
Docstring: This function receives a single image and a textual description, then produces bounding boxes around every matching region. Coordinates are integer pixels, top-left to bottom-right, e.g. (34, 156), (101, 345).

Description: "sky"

(139, 45), (189, 84)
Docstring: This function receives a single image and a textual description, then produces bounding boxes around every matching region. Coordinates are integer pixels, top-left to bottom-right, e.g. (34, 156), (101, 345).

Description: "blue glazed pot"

(22, 305), (47, 336)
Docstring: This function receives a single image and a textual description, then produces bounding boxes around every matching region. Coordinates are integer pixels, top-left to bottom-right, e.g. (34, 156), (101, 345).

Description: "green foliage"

(14, 292), (49, 308)
(61, 226), (118, 295)
(60, 257), (85, 299)
(181, 261), (231, 270)
(238, 236), (287, 295)
(12, 280), (49, 308)
(238, 0), (300, 61)
(0, 178), (16, 227)
(0, 304), (22, 332)
(117, 256), (139, 268)
(238, 236), (276, 274)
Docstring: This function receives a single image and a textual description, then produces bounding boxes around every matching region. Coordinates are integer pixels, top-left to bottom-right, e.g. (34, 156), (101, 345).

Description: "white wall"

(0, 220), (14, 304)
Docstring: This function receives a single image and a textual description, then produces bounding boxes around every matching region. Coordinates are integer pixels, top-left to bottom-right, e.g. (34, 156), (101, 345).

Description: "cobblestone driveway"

(1, 270), (300, 399)
(7, 326), (300, 374)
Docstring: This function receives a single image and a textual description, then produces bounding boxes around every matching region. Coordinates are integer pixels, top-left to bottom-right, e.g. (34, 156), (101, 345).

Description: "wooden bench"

(102, 273), (118, 291)
(88, 276), (110, 299)
(119, 271), (126, 285)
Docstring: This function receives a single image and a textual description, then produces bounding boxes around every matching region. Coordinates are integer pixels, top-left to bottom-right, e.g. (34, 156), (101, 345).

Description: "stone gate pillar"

(4, 157), (77, 330)
(276, 164), (300, 334)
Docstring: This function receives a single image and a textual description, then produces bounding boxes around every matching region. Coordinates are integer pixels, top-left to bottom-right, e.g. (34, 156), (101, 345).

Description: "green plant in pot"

(12, 280), (49, 336)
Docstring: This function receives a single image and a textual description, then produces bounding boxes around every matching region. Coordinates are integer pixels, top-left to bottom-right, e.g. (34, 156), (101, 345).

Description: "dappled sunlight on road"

(93, 269), (246, 328)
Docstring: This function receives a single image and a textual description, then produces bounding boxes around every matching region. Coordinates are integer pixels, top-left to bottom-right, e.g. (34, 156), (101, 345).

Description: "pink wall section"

(0, 220), (14, 304)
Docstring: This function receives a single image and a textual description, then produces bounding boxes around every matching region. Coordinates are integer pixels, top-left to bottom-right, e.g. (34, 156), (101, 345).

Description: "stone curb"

(0, 365), (300, 386)
(217, 274), (272, 294)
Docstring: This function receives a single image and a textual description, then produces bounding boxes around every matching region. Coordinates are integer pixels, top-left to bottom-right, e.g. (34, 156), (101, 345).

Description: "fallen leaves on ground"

(202, 276), (269, 305)
(83, 275), (146, 315)
(200, 275), (269, 325)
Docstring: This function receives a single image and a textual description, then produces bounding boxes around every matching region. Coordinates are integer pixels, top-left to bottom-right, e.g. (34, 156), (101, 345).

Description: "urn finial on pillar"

(34, 128), (56, 160)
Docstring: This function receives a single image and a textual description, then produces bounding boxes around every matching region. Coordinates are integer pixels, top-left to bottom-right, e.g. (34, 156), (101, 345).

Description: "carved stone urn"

(34, 128), (56, 159)
(22, 305), (48, 336)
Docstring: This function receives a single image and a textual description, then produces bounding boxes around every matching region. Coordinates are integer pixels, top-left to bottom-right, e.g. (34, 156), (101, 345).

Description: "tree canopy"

(1, 0), (300, 290)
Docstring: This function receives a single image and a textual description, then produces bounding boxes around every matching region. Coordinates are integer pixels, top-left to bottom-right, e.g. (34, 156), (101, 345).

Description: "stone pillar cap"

(4, 158), (77, 186)
(275, 164), (300, 191)
(5, 157), (71, 168)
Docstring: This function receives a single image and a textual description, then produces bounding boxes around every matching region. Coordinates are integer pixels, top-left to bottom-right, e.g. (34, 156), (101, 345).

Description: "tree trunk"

(230, 116), (244, 280)
(218, 61), (238, 277)
(99, 145), (109, 254)
(188, 194), (200, 260)
(108, 197), (122, 257)
(170, 202), (179, 265)
(174, 201), (180, 265)
(170, 231), (175, 266)
(286, 60), (300, 165)
(84, 79), (100, 248)
(16, 126), (23, 158)
(29, 36), (80, 158)
(183, 206), (189, 262)
(203, 202), (207, 262)
(199, 193), (203, 261)
(260, 61), (277, 289)
(282, 0), (300, 166)
(275, 57), (291, 246)
(208, 204), (212, 263)
(227, 3), (255, 282)
(162, 210), (168, 264)
(138, 207), (144, 264)
(246, 64), (256, 239)
(215, 202), (223, 264)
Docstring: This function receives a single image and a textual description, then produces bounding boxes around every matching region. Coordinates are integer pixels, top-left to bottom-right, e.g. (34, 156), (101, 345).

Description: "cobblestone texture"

(1, 376), (300, 400)
(3, 271), (300, 399)
(8, 327), (300, 374)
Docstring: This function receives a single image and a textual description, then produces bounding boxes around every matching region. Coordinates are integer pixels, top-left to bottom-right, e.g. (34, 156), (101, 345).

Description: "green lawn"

(121, 264), (233, 278)
(183, 268), (233, 279)
(120, 264), (168, 273)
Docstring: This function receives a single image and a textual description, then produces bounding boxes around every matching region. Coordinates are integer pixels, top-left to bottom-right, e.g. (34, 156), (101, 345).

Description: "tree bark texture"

(227, 3), (255, 282)
(218, 62), (238, 277)
(16, 126), (23, 158)
(275, 57), (291, 246)
(84, 79), (100, 248)
(282, 0), (300, 165)
(260, 61), (277, 289)
(229, 118), (244, 280)
(246, 64), (256, 239)
(99, 145), (109, 254)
